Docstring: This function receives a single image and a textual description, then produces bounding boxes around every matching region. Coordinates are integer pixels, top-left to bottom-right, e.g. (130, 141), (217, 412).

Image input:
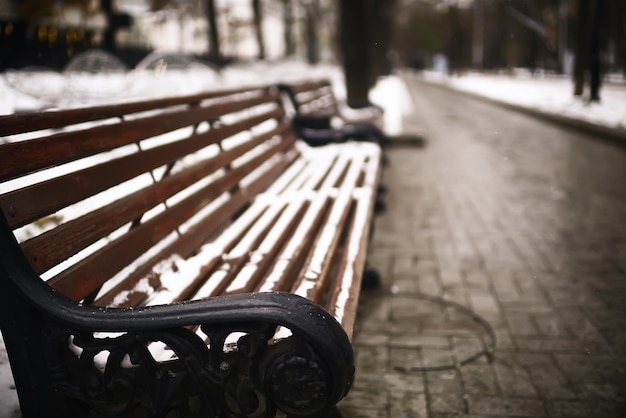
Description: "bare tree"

(304, 0), (320, 64)
(371, 0), (396, 78)
(338, 0), (373, 107)
(573, 0), (605, 100)
(206, 0), (221, 60)
(252, 0), (266, 59)
(282, 0), (295, 57)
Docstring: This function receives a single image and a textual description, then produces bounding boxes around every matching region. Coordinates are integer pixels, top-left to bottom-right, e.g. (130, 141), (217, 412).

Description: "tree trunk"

(589, 0), (605, 101)
(339, 0), (373, 108)
(252, 0), (266, 60)
(282, 0), (295, 57)
(447, 6), (463, 74)
(206, 0), (221, 61)
(371, 0), (396, 78)
(573, 0), (591, 96)
(304, 0), (320, 64)
(101, 0), (116, 51)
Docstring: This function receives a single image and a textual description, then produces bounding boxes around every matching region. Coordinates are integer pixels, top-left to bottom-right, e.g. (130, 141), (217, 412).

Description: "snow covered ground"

(1, 61), (625, 415)
(419, 70), (626, 134)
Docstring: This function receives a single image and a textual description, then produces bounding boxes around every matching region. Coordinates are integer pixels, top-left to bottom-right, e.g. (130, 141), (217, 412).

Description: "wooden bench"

(276, 79), (384, 130)
(0, 84), (382, 417)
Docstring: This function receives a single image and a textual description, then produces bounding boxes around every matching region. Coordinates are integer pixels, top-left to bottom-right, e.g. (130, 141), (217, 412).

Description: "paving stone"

(430, 414), (507, 418)
(390, 335), (450, 349)
(339, 407), (388, 418)
(492, 357), (538, 398)
(421, 347), (456, 370)
(428, 392), (467, 414)
(531, 313), (572, 338)
(468, 396), (546, 417)
(514, 337), (580, 353)
(458, 363), (500, 396)
(545, 400), (626, 418)
(468, 292), (501, 315)
(354, 344), (389, 375)
(492, 328), (516, 351)
(389, 391), (428, 417)
(353, 333), (389, 348)
(383, 371), (426, 393)
(509, 353), (576, 399)
(504, 312), (540, 337)
(393, 276), (424, 294)
(390, 347), (424, 371)
(553, 354), (626, 401)
(359, 320), (421, 336)
(556, 308), (609, 344)
(357, 296), (391, 322)
(343, 374), (389, 409)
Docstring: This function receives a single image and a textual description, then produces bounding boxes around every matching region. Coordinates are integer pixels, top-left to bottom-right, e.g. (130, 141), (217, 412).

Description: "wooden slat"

(224, 198), (309, 294)
(0, 85), (270, 137)
(1, 109), (286, 230)
(47, 132), (295, 301)
(327, 189), (375, 339)
(258, 192), (332, 293)
(214, 201), (288, 295)
(0, 90), (278, 182)
(95, 148), (299, 308)
(290, 80), (330, 94)
(20, 121), (290, 274)
(327, 147), (381, 337)
(292, 154), (367, 304)
(297, 90), (332, 107)
(46, 170), (240, 301)
(254, 149), (352, 293)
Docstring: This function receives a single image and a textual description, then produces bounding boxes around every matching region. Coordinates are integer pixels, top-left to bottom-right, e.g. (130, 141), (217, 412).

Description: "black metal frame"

(0, 213), (354, 417)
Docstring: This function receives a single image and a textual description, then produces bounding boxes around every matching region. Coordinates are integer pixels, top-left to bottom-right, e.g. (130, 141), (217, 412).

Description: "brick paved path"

(339, 76), (626, 418)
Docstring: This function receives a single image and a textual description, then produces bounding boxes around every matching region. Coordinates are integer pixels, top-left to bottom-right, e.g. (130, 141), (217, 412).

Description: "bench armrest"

(0, 213), (353, 417)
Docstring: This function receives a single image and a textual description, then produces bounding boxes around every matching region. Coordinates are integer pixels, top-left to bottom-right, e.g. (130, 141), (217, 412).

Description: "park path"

(340, 76), (626, 418)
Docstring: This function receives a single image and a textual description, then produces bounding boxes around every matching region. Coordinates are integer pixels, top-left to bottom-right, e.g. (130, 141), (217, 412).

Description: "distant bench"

(277, 79), (383, 128)
(276, 79), (388, 149)
(0, 84), (382, 417)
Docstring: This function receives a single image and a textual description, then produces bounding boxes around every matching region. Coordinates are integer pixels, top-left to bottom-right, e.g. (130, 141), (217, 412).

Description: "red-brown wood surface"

(0, 81), (381, 343)
(0, 85), (269, 137)
(0, 90), (278, 182)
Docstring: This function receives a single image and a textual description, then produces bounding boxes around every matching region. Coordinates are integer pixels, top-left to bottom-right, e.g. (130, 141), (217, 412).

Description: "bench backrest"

(280, 79), (339, 116)
(0, 85), (298, 305)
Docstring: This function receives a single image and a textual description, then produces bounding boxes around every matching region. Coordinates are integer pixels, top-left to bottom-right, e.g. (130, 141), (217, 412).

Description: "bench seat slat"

(224, 198), (309, 294)
(327, 188), (375, 337)
(137, 144), (346, 305)
(290, 80), (329, 95)
(292, 154), (366, 302)
(258, 192), (332, 293)
(141, 199), (271, 307)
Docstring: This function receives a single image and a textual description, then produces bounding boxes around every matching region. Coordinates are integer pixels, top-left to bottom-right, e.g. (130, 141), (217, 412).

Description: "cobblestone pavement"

(339, 77), (626, 418)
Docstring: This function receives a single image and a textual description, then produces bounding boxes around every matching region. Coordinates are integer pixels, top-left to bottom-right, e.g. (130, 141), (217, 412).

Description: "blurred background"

(0, 1), (622, 104)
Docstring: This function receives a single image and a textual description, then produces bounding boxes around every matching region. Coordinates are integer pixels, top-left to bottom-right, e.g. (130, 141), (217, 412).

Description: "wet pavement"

(339, 77), (626, 417)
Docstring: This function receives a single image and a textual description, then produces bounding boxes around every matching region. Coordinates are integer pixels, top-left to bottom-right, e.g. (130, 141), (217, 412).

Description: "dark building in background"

(0, 1), (132, 71)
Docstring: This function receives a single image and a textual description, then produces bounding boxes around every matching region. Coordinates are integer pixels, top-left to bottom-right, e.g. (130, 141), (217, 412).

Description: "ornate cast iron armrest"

(0, 214), (354, 417)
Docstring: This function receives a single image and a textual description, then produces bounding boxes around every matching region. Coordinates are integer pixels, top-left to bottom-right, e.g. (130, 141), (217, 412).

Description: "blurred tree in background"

(387, 0), (624, 100)
(338, 0), (397, 107)
(4, 0), (626, 103)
